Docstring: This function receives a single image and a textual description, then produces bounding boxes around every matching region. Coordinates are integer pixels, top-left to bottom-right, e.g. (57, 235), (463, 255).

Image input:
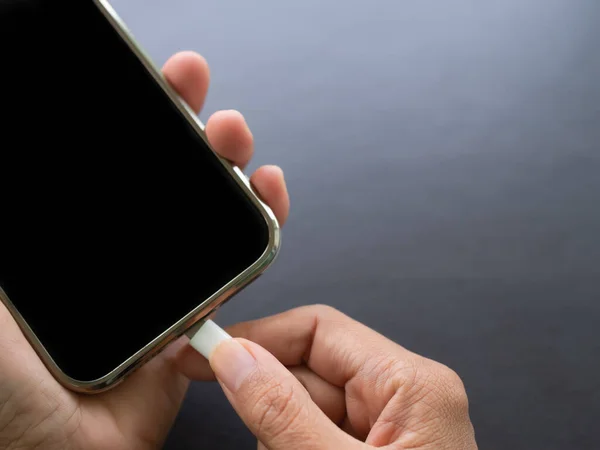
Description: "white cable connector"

(189, 319), (232, 359)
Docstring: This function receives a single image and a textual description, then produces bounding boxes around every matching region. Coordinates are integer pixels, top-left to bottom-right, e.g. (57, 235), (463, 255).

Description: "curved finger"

(225, 305), (417, 387)
(209, 338), (361, 450)
(176, 343), (348, 419)
(162, 51), (210, 114)
(205, 110), (253, 170)
(176, 304), (410, 387)
(226, 305), (425, 438)
(289, 365), (346, 425)
(250, 165), (289, 226)
(175, 304), (415, 438)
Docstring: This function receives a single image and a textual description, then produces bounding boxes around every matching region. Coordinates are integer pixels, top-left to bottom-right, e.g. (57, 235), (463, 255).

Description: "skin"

(177, 306), (478, 449)
(0, 51), (289, 450)
(0, 51), (477, 449)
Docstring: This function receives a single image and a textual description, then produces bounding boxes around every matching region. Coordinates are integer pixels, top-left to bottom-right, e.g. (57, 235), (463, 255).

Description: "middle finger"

(205, 110), (254, 170)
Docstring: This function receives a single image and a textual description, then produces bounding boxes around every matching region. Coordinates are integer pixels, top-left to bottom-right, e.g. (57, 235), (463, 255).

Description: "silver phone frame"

(0, 0), (281, 394)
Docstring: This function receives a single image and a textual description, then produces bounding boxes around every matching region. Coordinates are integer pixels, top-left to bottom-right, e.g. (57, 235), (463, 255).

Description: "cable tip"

(189, 319), (232, 359)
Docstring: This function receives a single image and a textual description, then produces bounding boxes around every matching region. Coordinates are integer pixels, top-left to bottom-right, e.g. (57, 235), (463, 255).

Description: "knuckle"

(438, 363), (465, 389)
(305, 304), (342, 318)
(250, 380), (304, 440)
(369, 351), (421, 391)
(424, 361), (470, 415)
(377, 359), (474, 449)
(446, 378), (470, 414)
(373, 354), (416, 391)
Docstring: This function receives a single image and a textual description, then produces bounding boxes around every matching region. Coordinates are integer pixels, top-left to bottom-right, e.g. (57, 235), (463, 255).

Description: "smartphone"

(0, 0), (280, 393)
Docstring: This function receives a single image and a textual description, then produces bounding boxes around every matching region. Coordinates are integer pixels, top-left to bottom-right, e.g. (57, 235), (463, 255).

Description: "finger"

(205, 110), (253, 170)
(175, 304), (414, 384)
(174, 304), (385, 383)
(250, 165), (289, 226)
(290, 366), (366, 441)
(209, 305), (419, 438)
(341, 416), (366, 441)
(209, 338), (361, 450)
(162, 51), (210, 114)
(176, 343), (214, 380)
(289, 365), (346, 426)
(226, 305), (417, 387)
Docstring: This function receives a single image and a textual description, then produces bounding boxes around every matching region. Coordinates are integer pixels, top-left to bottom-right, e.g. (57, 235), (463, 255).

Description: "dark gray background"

(110, 0), (600, 448)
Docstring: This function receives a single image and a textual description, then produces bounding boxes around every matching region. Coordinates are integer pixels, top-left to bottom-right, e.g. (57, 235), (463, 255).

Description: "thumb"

(208, 338), (360, 450)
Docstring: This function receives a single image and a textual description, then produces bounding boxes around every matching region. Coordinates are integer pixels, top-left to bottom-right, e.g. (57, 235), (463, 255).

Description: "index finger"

(176, 304), (417, 388)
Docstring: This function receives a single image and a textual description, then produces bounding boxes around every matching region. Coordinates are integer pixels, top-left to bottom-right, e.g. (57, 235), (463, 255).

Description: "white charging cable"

(188, 319), (232, 359)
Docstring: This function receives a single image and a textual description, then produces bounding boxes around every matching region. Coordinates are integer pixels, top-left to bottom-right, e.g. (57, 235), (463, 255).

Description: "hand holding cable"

(183, 306), (477, 450)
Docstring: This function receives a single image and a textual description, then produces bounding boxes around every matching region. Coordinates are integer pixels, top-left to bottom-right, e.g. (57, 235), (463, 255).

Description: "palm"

(0, 334), (188, 449)
(76, 338), (190, 449)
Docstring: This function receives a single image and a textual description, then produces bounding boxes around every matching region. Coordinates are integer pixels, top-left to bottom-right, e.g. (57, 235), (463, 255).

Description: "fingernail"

(189, 320), (231, 359)
(210, 339), (257, 393)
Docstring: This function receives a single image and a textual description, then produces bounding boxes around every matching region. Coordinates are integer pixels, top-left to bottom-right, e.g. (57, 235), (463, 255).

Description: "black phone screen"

(0, 0), (271, 382)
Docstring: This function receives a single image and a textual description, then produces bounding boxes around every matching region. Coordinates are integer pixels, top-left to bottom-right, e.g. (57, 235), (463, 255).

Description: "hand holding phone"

(0, 48), (289, 450)
(0, 0), (289, 448)
(1, 0), (284, 392)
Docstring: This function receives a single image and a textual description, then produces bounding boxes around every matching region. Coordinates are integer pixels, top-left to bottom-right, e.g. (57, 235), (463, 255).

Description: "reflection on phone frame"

(0, 0), (280, 394)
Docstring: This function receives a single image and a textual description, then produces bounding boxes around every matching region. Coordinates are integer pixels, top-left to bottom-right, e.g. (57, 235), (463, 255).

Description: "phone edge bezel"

(0, 0), (281, 394)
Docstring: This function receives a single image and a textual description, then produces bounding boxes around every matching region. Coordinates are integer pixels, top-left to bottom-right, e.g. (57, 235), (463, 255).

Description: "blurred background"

(110, 0), (600, 448)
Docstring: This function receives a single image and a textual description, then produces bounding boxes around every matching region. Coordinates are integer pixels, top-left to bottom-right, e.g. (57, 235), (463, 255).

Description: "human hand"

(177, 305), (477, 449)
(0, 51), (290, 450)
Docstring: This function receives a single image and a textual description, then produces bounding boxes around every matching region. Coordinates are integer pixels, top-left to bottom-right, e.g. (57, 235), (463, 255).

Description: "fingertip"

(251, 165), (289, 226)
(163, 51), (210, 83)
(207, 110), (253, 144)
(210, 338), (259, 393)
(162, 51), (210, 113)
(211, 338), (352, 449)
(258, 164), (284, 179)
(205, 110), (254, 169)
(208, 109), (247, 127)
